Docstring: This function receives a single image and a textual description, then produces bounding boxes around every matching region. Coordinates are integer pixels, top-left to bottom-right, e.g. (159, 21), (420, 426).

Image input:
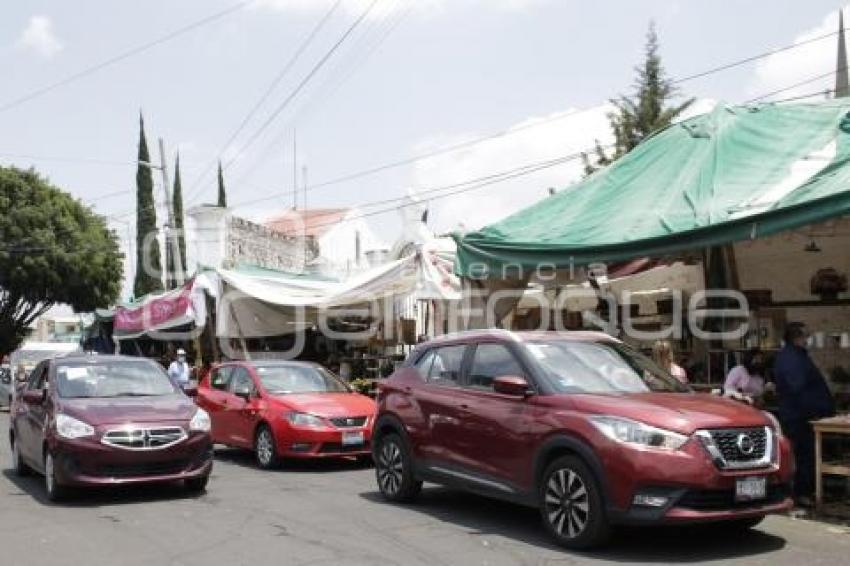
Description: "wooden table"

(812, 415), (850, 510)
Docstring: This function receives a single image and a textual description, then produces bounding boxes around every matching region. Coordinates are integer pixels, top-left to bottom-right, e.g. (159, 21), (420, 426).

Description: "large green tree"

(582, 23), (695, 175)
(134, 113), (163, 297)
(217, 161), (227, 207)
(0, 166), (123, 356)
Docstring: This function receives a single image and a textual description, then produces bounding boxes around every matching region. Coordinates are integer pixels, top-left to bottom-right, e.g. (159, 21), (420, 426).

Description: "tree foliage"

(0, 166), (123, 356)
(134, 113), (163, 298)
(582, 23), (695, 175)
(167, 154), (186, 289)
(217, 161), (227, 207)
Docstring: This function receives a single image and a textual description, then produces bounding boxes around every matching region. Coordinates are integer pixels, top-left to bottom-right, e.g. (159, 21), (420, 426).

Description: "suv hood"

(58, 395), (197, 426)
(566, 392), (770, 434)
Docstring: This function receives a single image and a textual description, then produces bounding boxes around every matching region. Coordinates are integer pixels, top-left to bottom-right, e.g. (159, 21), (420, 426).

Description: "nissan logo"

(736, 433), (755, 456)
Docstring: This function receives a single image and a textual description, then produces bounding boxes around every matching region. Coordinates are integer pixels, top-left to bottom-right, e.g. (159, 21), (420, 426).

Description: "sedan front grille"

(328, 416), (368, 428)
(695, 427), (774, 470)
(102, 426), (187, 451)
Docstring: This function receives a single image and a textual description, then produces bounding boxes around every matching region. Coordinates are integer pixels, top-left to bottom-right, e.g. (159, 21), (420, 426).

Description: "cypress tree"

(133, 113), (163, 298)
(217, 161), (227, 207)
(172, 153), (187, 280)
(582, 23), (694, 175)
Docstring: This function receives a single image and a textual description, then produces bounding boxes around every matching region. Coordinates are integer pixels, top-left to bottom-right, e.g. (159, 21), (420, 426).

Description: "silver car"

(0, 365), (11, 409)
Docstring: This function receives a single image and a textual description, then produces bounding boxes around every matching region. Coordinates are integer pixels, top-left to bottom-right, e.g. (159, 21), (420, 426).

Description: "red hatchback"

(197, 361), (376, 468)
(372, 330), (794, 549)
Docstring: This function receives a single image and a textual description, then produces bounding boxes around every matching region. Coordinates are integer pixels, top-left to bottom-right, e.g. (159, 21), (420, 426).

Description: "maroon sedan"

(9, 354), (213, 501)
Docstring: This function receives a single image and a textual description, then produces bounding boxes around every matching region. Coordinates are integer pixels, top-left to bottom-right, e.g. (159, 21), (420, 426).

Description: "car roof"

(50, 353), (159, 364)
(217, 360), (323, 368)
(418, 329), (619, 348)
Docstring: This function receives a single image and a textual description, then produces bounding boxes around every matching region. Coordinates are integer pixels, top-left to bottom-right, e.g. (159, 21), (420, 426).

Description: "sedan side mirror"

(182, 384), (199, 398)
(493, 376), (532, 397)
(21, 389), (46, 405)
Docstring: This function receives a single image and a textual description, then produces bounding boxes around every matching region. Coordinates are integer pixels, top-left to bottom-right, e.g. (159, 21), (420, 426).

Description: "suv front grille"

(328, 416), (368, 428)
(695, 427), (774, 470)
(102, 426), (187, 450)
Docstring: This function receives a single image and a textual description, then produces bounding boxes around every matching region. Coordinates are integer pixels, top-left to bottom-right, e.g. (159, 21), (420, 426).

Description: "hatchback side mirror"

(234, 388), (253, 402)
(493, 376), (532, 397)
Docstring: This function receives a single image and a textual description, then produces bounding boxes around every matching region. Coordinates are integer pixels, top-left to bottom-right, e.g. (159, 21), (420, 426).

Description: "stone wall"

(226, 216), (318, 272)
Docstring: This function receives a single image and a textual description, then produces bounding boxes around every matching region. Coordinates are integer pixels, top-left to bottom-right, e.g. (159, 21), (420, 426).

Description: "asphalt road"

(1, 412), (849, 566)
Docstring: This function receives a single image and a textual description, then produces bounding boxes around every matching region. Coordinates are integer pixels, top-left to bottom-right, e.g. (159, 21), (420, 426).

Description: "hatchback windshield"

(56, 360), (177, 398)
(255, 365), (349, 395)
(527, 340), (689, 394)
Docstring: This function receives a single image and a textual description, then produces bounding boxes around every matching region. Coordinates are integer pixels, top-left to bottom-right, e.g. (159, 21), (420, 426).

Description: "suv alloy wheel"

(375, 433), (421, 502)
(540, 456), (610, 549)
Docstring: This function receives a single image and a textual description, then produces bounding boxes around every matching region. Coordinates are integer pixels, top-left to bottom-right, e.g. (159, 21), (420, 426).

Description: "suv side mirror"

(493, 376), (532, 397)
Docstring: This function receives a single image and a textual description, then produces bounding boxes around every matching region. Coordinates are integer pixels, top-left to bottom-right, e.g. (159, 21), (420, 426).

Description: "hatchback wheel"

(254, 425), (280, 470)
(12, 438), (30, 476)
(44, 452), (68, 502)
(375, 433), (421, 502)
(540, 456), (609, 549)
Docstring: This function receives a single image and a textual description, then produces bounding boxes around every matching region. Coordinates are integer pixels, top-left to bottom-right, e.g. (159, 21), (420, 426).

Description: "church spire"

(836, 10), (849, 98)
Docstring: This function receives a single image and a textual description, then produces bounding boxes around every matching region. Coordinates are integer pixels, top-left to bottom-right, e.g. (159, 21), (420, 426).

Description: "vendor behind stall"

(724, 348), (766, 400)
(774, 322), (835, 506)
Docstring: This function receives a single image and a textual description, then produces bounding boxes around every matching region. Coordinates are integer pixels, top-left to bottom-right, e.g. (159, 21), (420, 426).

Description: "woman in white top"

(652, 340), (688, 384)
(724, 348), (766, 399)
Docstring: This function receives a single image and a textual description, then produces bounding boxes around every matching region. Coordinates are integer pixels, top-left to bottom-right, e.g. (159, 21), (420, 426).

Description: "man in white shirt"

(168, 348), (190, 387)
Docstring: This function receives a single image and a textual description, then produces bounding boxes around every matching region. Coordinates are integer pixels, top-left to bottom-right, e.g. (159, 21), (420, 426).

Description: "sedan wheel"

(374, 433), (421, 502)
(254, 426), (279, 470)
(44, 452), (67, 502)
(540, 456), (609, 549)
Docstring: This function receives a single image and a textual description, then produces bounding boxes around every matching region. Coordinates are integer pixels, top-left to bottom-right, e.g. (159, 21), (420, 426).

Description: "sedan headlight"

(55, 414), (95, 439)
(189, 408), (211, 433)
(286, 412), (325, 428)
(590, 416), (688, 451)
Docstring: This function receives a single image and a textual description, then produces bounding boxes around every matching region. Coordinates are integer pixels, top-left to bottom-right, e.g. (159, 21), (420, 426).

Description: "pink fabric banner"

(114, 281), (193, 334)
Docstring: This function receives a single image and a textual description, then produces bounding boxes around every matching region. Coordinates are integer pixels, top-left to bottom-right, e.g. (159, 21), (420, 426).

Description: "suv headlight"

(55, 414), (95, 439)
(590, 416), (688, 451)
(189, 408), (211, 433)
(286, 412), (325, 428)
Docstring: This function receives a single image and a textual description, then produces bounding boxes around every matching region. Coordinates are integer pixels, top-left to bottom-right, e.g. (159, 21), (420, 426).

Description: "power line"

(217, 0), (381, 176)
(241, 26), (849, 196)
(182, 0), (345, 204)
(0, 1), (253, 115)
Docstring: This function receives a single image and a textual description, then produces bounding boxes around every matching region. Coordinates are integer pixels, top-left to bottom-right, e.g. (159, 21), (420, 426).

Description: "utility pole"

(157, 138), (184, 288)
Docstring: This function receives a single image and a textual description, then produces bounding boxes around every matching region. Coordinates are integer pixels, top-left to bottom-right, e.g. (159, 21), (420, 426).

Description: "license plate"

(341, 431), (365, 446)
(735, 477), (766, 501)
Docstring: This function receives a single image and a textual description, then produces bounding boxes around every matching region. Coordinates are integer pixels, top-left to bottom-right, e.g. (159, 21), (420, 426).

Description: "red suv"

(372, 330), (793, 549)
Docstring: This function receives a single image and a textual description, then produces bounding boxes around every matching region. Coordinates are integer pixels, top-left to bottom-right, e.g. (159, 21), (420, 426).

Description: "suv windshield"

(56, 360), (177, 399)
(255, 365), (349, 395)
(527, 340), (689, 394)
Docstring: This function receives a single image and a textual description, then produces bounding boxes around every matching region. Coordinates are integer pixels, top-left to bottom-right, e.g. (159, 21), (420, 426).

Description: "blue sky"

(1, 0), (848, 280)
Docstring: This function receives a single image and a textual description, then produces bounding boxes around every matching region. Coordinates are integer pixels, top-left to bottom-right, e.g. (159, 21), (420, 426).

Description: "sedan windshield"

(255, 365), (349, 395)
(527, 340), (689, 394)
(56, 360), (177, 399)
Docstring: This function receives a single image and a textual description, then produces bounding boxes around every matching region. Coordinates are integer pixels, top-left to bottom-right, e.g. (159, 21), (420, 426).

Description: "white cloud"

(747, 6), (848, 101)
(16, 15), (64, 59)
(413, 97), (716, 234)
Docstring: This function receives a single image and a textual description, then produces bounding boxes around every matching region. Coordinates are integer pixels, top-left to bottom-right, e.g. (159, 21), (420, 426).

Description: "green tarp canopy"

(454, 100), (850, 278)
